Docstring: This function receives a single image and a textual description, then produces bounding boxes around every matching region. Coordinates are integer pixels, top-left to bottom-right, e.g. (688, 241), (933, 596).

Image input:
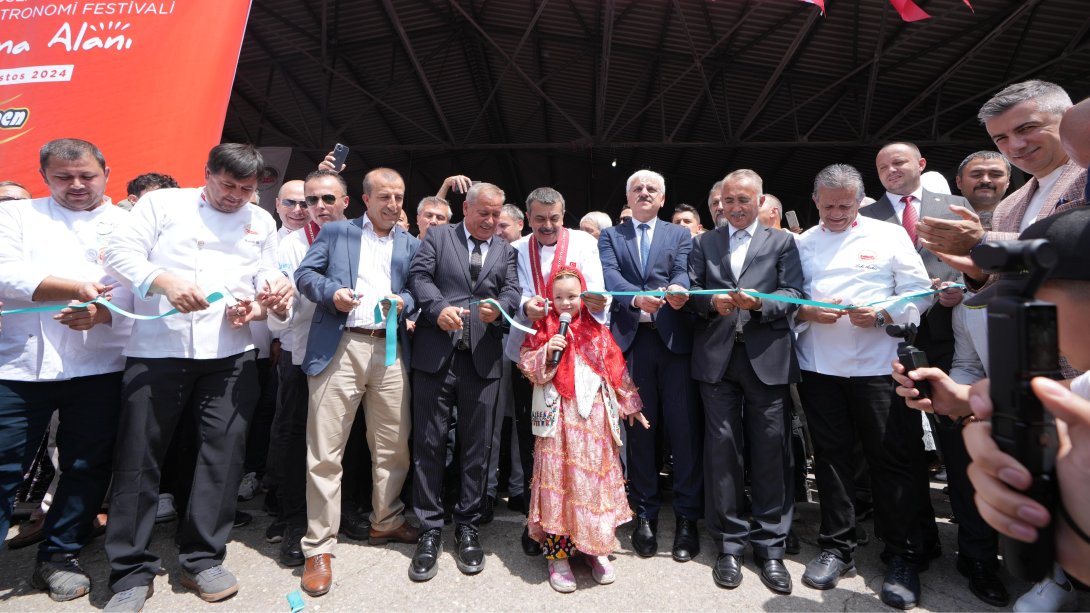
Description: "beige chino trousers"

(301, 333), (410, 556)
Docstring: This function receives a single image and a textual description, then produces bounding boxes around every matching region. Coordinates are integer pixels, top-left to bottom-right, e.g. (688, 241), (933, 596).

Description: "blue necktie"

(638, 223), (650, 273)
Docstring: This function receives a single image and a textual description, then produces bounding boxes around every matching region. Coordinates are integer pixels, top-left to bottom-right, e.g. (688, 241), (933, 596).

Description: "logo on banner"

(0, 106), (28, 129)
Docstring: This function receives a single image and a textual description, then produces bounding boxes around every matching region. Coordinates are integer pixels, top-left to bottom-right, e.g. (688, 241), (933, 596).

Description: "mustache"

(974, 183), (996, 190)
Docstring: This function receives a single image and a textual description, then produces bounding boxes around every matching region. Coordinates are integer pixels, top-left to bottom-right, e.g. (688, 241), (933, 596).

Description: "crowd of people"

(0, 78), (1088, 612)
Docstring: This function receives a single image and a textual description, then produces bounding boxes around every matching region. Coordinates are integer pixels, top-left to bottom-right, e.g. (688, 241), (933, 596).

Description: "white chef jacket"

(795, 215), (933, 378)
(0, 197), (134, 380)
(104, 188), (282, 360)
(268, 227), (317, 364)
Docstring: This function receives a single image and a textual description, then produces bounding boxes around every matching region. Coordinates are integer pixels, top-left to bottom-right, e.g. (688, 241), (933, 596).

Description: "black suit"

(408, 223), (521, 531)
(689, 223), (804, 558)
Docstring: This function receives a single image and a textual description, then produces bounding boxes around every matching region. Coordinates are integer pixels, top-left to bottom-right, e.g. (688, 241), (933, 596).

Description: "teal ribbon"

(1, 292), (226, 319)
(372, 299), (398, 367)
(469, 298), (536, 334)
(583, 284), (964, 311)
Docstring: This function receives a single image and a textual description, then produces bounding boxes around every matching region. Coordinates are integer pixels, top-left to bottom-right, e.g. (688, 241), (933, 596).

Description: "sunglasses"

(280, 198), (308, 208)
(305, 194), (340, 206)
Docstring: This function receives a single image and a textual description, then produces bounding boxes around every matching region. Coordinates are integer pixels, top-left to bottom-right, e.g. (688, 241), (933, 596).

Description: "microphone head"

(559, 312), (572, 324)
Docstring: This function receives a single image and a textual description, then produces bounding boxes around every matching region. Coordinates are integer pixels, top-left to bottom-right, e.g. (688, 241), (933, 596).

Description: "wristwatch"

(873, 311), (887, 328)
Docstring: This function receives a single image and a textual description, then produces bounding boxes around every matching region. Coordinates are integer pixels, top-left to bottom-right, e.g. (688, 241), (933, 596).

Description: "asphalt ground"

(2, 481), (1087, 612)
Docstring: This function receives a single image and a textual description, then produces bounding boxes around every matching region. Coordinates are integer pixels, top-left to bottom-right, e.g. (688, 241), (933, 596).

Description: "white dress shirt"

(345, 216), (395, 329)
(795, 215), (933, 377)
(0, 198), (134, 381)
(268, 227), (314, 364)
(104, 187), (281, 360)
(885, 187), (923, 225)
(1021, 165), (1065, 231)
(512, 228), (608, 323)
(728, 218), (760, 279)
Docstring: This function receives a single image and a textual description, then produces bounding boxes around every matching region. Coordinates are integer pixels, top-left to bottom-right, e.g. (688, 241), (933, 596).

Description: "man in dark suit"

(688, 169), (804, 594)
(407, 182), (521, 582)
(864, 142), (978, 598)
(293, 168), (421, 597)
(598, 169), (702, 562)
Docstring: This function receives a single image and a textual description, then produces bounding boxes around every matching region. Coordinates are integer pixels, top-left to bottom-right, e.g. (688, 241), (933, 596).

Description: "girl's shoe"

(589, 555), (616, 584)
(548, 559), (577, 593)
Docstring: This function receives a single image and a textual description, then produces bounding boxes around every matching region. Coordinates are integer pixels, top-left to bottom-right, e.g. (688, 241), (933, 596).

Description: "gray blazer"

(861, 189), (973, 283)
(294, 218), (420, 377)
(688, 224), (804, 386)
(408, 222), (521, 379)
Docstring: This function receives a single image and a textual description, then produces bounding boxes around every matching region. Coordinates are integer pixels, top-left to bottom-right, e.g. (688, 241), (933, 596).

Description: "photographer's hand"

(964, 377), (1090, 584)
(891, 360), (972, 417)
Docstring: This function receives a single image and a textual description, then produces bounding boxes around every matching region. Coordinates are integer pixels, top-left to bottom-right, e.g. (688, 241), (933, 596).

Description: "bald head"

(1060, 97), (1090, 169)
(759, 193), (783, 229)
(275, 179), (308, 231)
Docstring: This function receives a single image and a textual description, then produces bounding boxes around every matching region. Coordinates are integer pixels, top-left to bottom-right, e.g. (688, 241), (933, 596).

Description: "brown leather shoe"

(301, 554), (332, 597)
(7, 516), (45, 550)
(369, 521), (420, 545)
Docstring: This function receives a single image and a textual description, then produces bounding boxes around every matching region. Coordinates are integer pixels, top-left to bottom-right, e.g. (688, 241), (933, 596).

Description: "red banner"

(0, 1), (252, 202)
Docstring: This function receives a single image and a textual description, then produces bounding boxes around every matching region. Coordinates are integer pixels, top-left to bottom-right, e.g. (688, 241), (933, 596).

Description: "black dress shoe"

(408, 528), (442, 582)
(340, 511), (372, 541)
(233, 510), (252, 528)
(631, 518), (658, 558)
(802, 550), (855, 590)
(881, 555), (921, 610)
(786, 529), (801, 555)
(957, 557), (1010, 607)
(279, 525), (305, 567)
(455, 524), (484, 574)
(521, 526), (542, 556)
(672, 517), (700, 562)
(507, 493), (528, 515)
(480, 496), (495, 525)
(712, 553), (743, 589)
(757, 557), (793, 594)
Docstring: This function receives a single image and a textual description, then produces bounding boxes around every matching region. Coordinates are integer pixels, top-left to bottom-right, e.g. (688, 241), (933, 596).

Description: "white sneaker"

(237, 472), (260, 501)
(1013, 577), (1077, 612)
(155, 493), (177, 524)
(588, 555), (616, 584)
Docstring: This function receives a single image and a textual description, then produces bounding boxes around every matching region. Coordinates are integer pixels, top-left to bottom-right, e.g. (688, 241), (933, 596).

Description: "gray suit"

(407, 222), (521, 530)
(688, 223), (804, 559)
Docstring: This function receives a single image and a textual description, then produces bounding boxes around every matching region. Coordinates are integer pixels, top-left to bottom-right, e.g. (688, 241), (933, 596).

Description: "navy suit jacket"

(408, 223), (521, 379)
(688, 223), (804, 386)
(599, 219), (693, 354)
(294, 218), (420, 377)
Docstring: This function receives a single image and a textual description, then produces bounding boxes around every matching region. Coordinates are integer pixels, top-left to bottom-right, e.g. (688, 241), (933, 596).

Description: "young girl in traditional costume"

(519, 266), (649, 593)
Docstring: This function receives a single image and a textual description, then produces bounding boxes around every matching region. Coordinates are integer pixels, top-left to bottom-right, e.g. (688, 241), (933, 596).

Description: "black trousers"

(935, 418), (997, 561)
(510, 364), (535, 498)
(271, 353), (309, 526)
(798, 370), (929, 563)
(625, 327), (703, 521)
(106, 352), (258, 592)
(243, 357), (278, 478)
(411, 350), (499, 531)
(702, 349), (793, 558)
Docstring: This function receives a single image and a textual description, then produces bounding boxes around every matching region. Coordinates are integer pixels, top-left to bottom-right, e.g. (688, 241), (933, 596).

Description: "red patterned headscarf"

(523, 266), (629, 399)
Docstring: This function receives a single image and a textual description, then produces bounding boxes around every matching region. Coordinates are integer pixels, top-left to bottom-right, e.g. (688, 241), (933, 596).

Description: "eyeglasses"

(0, 196), (23, 203)
(305, 194), (340, 206)
(281, 198), (308, 209)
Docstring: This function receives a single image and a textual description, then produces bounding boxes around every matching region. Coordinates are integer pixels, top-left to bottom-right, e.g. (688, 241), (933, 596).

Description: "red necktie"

(900, 195), (918, 246)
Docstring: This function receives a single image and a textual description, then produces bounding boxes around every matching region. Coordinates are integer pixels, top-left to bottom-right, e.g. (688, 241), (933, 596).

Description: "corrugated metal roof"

(225, 0), (1090, 226)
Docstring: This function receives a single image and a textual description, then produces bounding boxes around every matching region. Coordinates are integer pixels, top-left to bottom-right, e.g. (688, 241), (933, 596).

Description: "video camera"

(972, 239), (1061, 582)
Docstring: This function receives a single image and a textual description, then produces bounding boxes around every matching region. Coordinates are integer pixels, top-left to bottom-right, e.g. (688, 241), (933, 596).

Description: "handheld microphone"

(550, 312), (572, 365)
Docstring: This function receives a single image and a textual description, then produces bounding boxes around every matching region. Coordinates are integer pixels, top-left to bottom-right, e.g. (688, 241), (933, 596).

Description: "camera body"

(973, 240), (1060, 582)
